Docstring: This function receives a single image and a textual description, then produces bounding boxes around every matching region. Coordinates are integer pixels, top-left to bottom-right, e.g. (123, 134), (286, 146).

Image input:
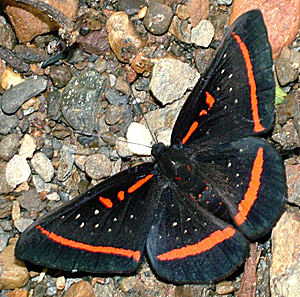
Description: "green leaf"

(275, 86), (287, 105)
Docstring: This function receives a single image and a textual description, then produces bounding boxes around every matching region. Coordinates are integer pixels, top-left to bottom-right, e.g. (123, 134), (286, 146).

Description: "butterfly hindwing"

(186, 137), (286, 240)
(171, 9), (275, 147)
(147, 181), (249, 284)
(15, 163), (156, 274)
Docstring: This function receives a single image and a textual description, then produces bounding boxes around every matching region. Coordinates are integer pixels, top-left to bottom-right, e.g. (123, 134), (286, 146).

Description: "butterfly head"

(151, 142), (168, 159)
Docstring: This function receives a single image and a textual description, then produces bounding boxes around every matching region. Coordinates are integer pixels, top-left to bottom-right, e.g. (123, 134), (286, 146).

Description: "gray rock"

(17, 189), (45, 212)
(0, 134), (20, 161)
(85, 154), (112, 180)
(14, 44), (49, 63)
(49, 64), (72, 89)
(0, 230), (10, 251)
(105, 105), (125, 125)
(31, 152), (54, 182)
(0, 16), (17, 50)
(0, 162), (13, 194)
(105, 88), (129, 105)
(117, 0), (146, 16)
(169, 16), (192, 44)
(1, 76), (47, 114)
(14, 218), (34, 232)
(275, 57), (298, 86)
(191, 20), (214, 48)
(61, 70), (107, 133)
(0, 99), (19, 134)
(57, 145), (75, 182)
(150, 58), (200, 105)
(285, 161), (300, 206)
(116, 137), (133, 158)
(144, 2), (173, 35)
(32, 175), (52, 193)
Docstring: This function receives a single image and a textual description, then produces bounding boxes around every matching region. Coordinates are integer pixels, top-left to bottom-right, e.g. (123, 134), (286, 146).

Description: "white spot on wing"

(94, 209), (99, 215)
(80, 222), (84, 228)
(75, 214), (80, 219)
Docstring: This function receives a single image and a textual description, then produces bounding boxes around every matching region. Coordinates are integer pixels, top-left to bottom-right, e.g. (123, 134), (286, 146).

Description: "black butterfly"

(15, 10), (286, 284)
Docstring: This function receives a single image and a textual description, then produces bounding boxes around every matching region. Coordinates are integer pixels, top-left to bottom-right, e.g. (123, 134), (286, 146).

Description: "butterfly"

(15, 9), (286, 284)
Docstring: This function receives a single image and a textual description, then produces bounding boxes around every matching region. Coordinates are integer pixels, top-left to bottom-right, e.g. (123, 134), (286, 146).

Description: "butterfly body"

(15, 10), (286, 284)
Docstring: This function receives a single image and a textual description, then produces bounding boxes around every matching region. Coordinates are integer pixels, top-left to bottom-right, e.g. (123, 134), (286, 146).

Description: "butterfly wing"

(146, 181), (249, 284)
(171, 10), (275, 147)
(15, 163), (156, 274)
(185, 137), (286, 241)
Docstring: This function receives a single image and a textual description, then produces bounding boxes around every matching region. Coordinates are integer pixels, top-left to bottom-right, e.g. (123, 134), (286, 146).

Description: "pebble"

(116, 137), (133, 158)
(0, 106), (19, 135)
(32, 175), (52, 193)
(6, 288), (28, 297)
(13, 44), (49, 63)
(285, 161), (300, 206)
(14, 218), (34, 232)
(126, 122), (152, 155)
(216, 281), (235, 294)
(186, 0), (209, 27)
(114, 76), (131, 95)
(0, 229), (10, 251)
(56, 276), (66, 291)
(46, 90), (62, 121)
(57, 145), (75, 182)
(31, 152), (54, 182)
(217, 0), (233, 4)
(0, 244), (29, 290)
(94, 282), (113, 297)
(229, 0), (300, 58)
(2, 0), (78, 43)
(46, 192), (60, 201)
(61, 70), (107, 133)
(117, 0), (146, 16)
(143, 1), (173, 35)
(64, 280), (95, 297)
(49, 65), (72, 89)
(191, 20), (214, 48)
(0, 16), (16, 50)
(176, 4), (190, 20)
(11, 201), (21, 222)
(106, 11), (145, 62)
(104, 105), (124, 125)
(149, 58), (200, 105)
(1, 68), (25, 90)
(17, 188), (45, 212)
(271, 208), (300, 297)
(169, 16), (192, 43)
(85, 154), (112, 180)
(105, 88), (129, 105)
(275, 57), (298, 86)
(0, 162), (13, 194)
(0, 134), (20, 161)
(1, 76), (47, 115)
(19, 134), (36, 159)
(5, 155), (31, 188)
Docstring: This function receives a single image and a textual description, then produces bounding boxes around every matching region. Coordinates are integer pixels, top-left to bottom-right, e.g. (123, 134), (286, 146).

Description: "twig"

(0, 46), (29, 72)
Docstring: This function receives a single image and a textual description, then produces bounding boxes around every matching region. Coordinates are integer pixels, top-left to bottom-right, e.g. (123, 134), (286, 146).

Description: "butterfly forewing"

(147, 182), (249, 283)
(15, 163), (156, 273)
(171, 10), (275, 147)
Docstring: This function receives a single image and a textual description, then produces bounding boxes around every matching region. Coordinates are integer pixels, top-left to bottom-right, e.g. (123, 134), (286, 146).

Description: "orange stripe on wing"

(232, 33), (265, 133)
(128, 174), (154, 193)
(235, 147), (264, 225)
(182, 121), (199, 144)
(99, 196), (113, 208)
(156, 226), (235, 261)
(36, 225), (141, 262)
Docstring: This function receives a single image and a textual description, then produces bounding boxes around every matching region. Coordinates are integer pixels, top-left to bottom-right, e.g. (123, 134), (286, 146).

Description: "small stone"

(53, 124), (71, 140)
(46, 192), (60, 201)
(143, 1), (173, 35)
(49, 65), (72, 89)
(187, 0), (209, 27)
(116, 137), (133, 158)
(75, 155), (88, 172)
(285, 162), (300, 206)
(57, 145), (75, 182)
(31, 152), (54, 182)
(1, 68), (25, 90)
(0, 162), (14, 194)
(0, 244), (29, 290)
(6, 155), (31, 188)
(14, 44), (49, 63)
(106, 11), (145, 62)
(0, 134), (20, 161)
(105, 88), (129, 105)
(17, 189), (45, 212)
(191, 20), (214, 48)
(0, 16), (16, 50)
(6, 288), (29, 297)
(61, 70), (107, 133)
(114, 76), (131, 95)
(272, 120), (300, 150)
(126, 122), (152, 155)
(150, 58), (200, 105)
(1, 76), (47, 114)
(176, 4), (189, 20)
(32, 175), (52, 193)
(271, 208), (300, 297)
(19, 134), (36, 159)
(56, 276), (66, 290)
(14, 218), (34, 232)
(216, 281), (235, 294)
(105, 105), (124, 125)
(46, 90), (62, 121)
(169, 16), (192, 43)
(217, 0), (233, 4)
(275, 57), (298, 86)
(85, 154), (112, 180)
(11, 201), (20, 222)
(64, 280), (95, 297)
(117, 0), (146, 16)
(0, 230), (10, 251)
(0, 106), (19, 135)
